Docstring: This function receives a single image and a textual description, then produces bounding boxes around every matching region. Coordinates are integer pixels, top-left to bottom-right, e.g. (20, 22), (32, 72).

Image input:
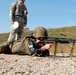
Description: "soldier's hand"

(41, 44), (53, 51)
(11, 21), (14, 24)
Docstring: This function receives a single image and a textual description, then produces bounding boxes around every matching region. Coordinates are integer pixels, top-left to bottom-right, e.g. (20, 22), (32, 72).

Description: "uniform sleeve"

(24, 5), (28, 16)
(9, 2), (16, 22)
(23, 5), (28, 25)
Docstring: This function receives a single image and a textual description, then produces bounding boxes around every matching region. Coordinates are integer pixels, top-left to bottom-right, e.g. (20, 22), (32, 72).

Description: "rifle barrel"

(39, 37), (76, 44)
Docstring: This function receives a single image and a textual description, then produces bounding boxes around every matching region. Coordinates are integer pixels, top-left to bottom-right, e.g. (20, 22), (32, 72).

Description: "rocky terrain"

(0, 54), (76, 75)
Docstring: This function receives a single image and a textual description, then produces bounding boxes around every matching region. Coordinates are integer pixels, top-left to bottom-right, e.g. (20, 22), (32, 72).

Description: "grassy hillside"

(48, 26), (76, 39)
(0, 26), (76, 56)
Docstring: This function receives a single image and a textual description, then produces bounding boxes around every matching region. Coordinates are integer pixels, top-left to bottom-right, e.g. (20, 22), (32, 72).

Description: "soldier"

(0, 26), (52, 57)
(11, 26), (53, 56)
(0, 0), (28, 49)
(8, 0), (28, 44)
(32, 26), (53, 56)
(0, 0), (28, 53)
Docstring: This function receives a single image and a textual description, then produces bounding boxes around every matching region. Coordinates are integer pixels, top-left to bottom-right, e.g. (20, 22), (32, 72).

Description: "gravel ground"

(0, 54), (76, 75)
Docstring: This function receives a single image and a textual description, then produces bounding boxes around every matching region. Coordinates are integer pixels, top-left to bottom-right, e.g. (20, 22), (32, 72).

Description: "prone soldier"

(0, 27), (53, 56)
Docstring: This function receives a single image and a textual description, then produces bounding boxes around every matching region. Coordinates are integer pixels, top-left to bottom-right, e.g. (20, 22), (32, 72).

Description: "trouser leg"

(16, 22), (24, 40)
(8, 25), (18, 43)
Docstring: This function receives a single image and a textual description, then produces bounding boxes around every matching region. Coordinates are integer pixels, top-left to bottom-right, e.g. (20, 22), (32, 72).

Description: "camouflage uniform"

(8, 1), (28, 43)
(0, 1), (28, 54)
(0, 27), (49, 56)
(33, 26), (48, 38)
(0, 29), (32, 55)
(0, 44), (12, 54)
(11, 26), (49, 56)
(33, 26), (50, 56)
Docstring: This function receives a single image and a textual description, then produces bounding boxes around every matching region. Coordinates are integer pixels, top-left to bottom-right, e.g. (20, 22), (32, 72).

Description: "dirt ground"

(0, 54), (76, 75)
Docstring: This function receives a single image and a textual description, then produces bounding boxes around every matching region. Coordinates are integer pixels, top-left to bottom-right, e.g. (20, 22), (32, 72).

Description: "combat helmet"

(33, 26), (48, 38)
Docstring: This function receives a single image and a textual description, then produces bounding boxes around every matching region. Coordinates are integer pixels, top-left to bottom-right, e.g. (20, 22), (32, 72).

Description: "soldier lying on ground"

(0, 26), (53, 56)
(32, 26), (53, 56)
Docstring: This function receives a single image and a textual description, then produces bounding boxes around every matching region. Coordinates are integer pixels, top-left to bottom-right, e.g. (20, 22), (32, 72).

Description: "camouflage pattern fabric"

(8, 1), (28, 44)
(11, 38), (31, 55)
(0, 26), (50, 57)
(9, 2), (28, 23)
(33, 26), (48, 38)
(0, 37), (32, 55)
(0, 37), (50, 56)
(32, 26), (50, 57)
(0, 42), (12, 54)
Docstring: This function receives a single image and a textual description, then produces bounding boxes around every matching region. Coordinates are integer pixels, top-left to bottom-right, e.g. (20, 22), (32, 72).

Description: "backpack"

(11, 35), (36, 55)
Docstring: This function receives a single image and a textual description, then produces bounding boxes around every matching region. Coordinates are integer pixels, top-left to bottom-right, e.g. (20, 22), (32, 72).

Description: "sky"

(0, 0), (76, 33)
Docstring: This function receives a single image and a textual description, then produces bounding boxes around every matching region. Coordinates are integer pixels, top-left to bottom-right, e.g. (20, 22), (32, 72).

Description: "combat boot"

(0, 41), (12, 54)
(0, 44), (8, 53)
(0, 45), (2, 53)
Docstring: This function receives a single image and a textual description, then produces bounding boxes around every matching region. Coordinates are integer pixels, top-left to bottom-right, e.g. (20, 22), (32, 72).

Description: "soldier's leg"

(0, 44), (12, 54)
(17, 22), (24, 40)
(8, 25), (18, 43)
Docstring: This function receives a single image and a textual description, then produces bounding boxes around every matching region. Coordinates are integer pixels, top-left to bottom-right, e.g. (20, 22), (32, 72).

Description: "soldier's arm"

(41, 44), (53, 51)
(24, 5), (28, 16)
(9, 2), (16, 24)
(23, 5), (28, 25)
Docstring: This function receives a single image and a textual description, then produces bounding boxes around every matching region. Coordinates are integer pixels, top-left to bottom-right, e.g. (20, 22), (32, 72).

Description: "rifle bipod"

(70, 41), (75, 57)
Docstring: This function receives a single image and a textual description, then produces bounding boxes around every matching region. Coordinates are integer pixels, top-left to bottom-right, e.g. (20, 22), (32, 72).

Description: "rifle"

(38, 37), (76, 58)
